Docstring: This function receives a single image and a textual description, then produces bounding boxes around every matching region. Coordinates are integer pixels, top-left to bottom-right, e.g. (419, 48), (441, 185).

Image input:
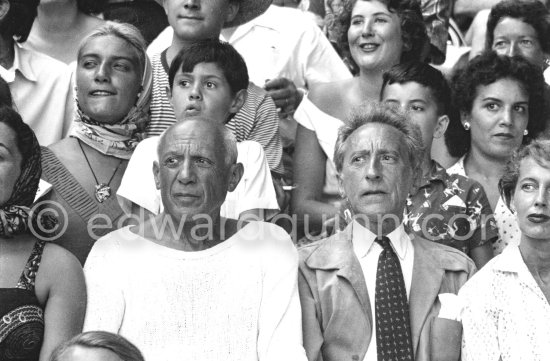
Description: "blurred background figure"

(292, 0), (429, 240)
(50, 331), (145, 361)
(0, 105), (85, 361)
(103, 0), (168, 45)
(25, 0), (108, 64)
(40, 23), (151, 264)
(446, 52), (546, 255)
(460, 137), (550, 360)
(0, 0), (74, 146)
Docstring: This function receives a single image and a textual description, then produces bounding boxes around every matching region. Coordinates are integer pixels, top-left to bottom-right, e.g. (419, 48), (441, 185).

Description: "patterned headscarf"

(0, 114), (43, 237)
(71, 42), (153, 160)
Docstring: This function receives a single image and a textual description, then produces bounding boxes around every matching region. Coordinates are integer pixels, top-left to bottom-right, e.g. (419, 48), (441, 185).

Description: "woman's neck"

(465, 146), (508, 180)
(356, 68), (385, 100)
(520, 238), (550, 279)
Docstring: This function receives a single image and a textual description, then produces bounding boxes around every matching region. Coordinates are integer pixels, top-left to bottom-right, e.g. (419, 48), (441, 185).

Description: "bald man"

(84, 119), (307, 361)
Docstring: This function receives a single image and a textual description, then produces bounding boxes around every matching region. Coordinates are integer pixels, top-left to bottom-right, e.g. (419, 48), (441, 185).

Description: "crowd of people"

(1, 0), (550, 360)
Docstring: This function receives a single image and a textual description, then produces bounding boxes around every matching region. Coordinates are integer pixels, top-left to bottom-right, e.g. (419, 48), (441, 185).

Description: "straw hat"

(155, 0), (273, 28)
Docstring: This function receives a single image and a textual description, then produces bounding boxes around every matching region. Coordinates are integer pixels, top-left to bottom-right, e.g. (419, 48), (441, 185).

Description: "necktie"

(374, 236), (414, 361)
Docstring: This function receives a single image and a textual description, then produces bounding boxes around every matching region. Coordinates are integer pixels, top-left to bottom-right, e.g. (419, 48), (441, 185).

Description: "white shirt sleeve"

(255, 223), (308, 361)
(221, 141), (279, 219)
(83, 234), (125, 333)
(117, 137), (161, 215)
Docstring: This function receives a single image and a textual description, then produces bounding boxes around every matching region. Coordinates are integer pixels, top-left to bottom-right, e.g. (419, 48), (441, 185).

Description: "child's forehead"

(383, 81), (436, 102)
(178, 62), (226, 77)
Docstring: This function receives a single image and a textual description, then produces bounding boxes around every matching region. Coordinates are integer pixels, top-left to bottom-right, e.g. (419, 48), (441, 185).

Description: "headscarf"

(71, 54), (153, 160)
(0, 120), (43, 237)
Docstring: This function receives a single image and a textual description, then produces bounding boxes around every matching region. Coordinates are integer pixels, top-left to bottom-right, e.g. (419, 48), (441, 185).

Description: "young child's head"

(381, 61), (451, 151)
(167, 39), (249, 124)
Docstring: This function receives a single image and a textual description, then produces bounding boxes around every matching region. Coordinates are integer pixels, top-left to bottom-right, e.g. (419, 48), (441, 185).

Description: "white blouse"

(460, 245), (550, 361)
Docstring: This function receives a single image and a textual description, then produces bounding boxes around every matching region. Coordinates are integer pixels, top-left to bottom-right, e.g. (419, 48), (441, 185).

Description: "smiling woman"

(39, 23), (152, 265)
(292, 0), (428, 239)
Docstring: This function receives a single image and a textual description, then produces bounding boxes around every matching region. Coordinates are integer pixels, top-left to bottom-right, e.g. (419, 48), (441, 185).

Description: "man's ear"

(227, 162), (244, 192)
(433, 115), (450, 139)
(153, 161), (161, 190)
(229, 88), (247, 114)
(409, 167), (422, 196)
(225, 2), (240, 24)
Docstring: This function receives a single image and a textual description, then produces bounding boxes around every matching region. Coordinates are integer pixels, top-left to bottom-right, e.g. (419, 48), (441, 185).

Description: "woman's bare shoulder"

(308, 78), (355, 116)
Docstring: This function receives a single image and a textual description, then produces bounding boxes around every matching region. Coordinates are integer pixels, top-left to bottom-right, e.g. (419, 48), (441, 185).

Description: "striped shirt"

(145, 51), (283, 174)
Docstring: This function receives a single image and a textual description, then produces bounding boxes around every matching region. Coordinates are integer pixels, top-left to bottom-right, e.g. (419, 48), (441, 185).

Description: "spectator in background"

(381, 61), (496, 268)
(103, 0), (168, 45)
(446, 52), (546, 254)
(117, 40), (280, 223)
(84, 119), (307, 361)
(0, 106), (86, 361)
(145, 0), (284, 177)
(0, 0), (74, 146)
(460, 138), (550, 361)
(485, 0), (550, 130)
(25, 0), (107, 64)
(50, 331), (144, 361)
(292, 0), (428, 239)
(40, 23), (152, 264)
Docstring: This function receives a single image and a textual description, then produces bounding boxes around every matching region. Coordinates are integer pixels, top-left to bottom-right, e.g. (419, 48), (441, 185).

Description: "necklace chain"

(77, 140), (123, 202)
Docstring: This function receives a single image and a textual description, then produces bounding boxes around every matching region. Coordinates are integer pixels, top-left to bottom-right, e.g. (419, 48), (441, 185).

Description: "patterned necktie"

(374, 236), (414, 361)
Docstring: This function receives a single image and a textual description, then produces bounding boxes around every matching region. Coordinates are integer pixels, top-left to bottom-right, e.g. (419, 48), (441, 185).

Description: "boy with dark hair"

(118, 40), (279, 222)
(381, 61), (498, 268)
(145, 0), (284, 175)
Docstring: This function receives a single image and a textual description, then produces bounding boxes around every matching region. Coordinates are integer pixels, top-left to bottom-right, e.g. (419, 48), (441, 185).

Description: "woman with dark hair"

(292, 0), (429, 238)
(0, 105), (86, 361)
(446, 52), (546, 254)
(50, 331), (144, 361)
(25, 0), (108, 64)
(40, 23), (152, 264)
(486, 0), (550, 73)
(460, 137), (550, 360)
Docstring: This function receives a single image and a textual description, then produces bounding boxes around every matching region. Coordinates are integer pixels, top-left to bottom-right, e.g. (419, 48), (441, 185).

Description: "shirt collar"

(0, 44), (37, 83)
(352, 220), (410, 261)
(418, 160), (447, 189)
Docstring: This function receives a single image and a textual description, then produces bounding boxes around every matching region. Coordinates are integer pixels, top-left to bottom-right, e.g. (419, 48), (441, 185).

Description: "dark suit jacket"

(298, 224), (476, 361)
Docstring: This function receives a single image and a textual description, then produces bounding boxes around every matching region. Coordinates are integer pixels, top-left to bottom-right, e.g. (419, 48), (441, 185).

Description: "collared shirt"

(447, 156), (519, 254)
(352, 221), (415, 361)
(146, 5), (351, 90)
(460, 245), (550, 360)
(144, 51), (283, 174)
(3, 44), (74, 146)
(406, 161), (498, 256)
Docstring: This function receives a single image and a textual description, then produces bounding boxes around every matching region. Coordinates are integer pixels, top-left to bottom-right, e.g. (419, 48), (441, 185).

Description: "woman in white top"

(446, 52), (546, 254)
(460, 137), (550, 361)
(291, 0), (429, 237)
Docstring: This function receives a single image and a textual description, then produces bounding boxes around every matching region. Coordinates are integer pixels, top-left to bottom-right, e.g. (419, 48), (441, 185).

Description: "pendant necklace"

(78, 140), (123, 203)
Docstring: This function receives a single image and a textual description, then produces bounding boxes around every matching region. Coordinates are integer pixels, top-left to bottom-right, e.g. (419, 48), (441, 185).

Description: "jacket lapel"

(306, 224), (373, 329)
(408, 237), (445, 355)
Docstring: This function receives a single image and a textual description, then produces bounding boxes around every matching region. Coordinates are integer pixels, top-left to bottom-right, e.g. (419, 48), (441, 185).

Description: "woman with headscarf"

(0, 106), (86, 361)
(40, 22), (152, 265)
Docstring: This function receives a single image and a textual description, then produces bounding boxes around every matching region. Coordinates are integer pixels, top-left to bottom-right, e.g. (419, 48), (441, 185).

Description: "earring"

(463, 122), (470, 131)
(524, 129), (529, 136)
